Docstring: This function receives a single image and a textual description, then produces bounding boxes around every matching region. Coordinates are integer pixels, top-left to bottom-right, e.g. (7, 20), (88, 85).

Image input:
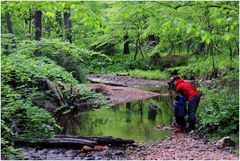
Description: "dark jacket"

(173, 96), (187, 117)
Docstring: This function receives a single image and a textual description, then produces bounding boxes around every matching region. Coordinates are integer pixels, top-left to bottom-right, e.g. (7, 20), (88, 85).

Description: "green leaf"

(223, 33), (234, 41)
(216, 18), (223, 24)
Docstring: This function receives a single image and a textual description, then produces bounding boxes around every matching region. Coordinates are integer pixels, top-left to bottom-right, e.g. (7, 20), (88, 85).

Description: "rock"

(215, 136), (235, 149)
(116, 73), (130, 76)
(115, 150), (124, 155)
(82, 145), (94, 152)
(162, 126), (171, 130)
(84, 157), (95, 160)
(94, 145), (106, 151)
(95, 156), (102, 160)
(104, 145), (109, 150)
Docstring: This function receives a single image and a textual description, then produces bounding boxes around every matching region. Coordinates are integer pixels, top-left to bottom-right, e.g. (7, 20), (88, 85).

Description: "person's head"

(172, 76), (181, 83)
(176, 89), (183, 96)
(174, 95), (180, 101)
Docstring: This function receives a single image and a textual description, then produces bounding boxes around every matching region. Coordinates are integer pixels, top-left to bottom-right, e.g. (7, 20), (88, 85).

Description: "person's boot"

(173, 125), (181, 133)
(180, 124), (186, 132)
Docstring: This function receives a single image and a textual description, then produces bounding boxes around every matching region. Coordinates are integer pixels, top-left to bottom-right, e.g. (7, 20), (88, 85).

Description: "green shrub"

(2, 53), (78, 86)
(1, 84), (56, 159)
(16, 39), (86, 82)
(168, 54), (239, 79)
(198, 87), (239, 137)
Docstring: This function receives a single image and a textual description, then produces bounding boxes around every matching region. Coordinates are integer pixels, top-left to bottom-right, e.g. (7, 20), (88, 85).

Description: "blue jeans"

(188, 94), (201, 129)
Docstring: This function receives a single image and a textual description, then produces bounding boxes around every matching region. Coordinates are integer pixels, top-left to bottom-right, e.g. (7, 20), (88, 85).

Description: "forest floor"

(126, 132), (239, 160)
(20, 132), (239, 160)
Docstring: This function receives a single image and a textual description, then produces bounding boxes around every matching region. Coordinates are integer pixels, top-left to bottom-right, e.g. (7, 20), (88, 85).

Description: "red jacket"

(175, 79), (199, 101)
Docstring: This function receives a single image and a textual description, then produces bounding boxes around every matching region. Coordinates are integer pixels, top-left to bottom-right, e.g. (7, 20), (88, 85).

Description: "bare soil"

(86, 83), (166, 105)
(126, 133), (239, 160)
(87, 74), (169, 88)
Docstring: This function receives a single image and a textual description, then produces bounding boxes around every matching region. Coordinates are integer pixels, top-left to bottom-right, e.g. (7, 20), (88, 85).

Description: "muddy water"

(57, 88), (174, 143)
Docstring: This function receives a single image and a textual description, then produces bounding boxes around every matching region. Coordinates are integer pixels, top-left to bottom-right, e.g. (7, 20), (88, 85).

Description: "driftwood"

(55, 135), (135, 145)
(44, 79), (68, 107)
(15, 137), (96, 148)
(15, 135), (134, 148)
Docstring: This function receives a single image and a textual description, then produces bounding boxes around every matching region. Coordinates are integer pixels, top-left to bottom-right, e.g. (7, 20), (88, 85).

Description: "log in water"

(15, 135), (134, 148)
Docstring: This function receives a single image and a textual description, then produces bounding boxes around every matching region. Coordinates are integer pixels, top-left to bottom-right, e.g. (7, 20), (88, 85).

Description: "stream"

(57, 87), (174, 143)
(21, 86), (175, 160)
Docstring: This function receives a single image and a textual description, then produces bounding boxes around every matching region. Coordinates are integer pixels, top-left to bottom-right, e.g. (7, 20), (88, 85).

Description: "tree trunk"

(134, 38), (138, 60)
(5, 12), (16, 49)
(139, 39), (144, 58)
(210, 43), (216, 78)
(236, 40), (239, 55)
(28, 9), (32, 39)
(64, 9), (72, 43)
(34, 11), (42, 41)
(56, 11), (63, 38)
(123, 33), (130, 54)
(229, 45), (232, 69)
(5, 12), (13, 34)
(34, 10), (42, 56)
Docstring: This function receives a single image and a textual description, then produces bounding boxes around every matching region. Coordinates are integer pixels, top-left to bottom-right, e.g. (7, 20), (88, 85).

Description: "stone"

(82, 145), (94, 152)
(215, 136), (235, 149)
(94, 145), (106, 151)
(115, 150), (124, 155)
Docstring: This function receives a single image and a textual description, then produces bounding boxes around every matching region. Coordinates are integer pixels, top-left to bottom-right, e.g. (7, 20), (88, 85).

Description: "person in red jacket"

(172, 76), (201, 131)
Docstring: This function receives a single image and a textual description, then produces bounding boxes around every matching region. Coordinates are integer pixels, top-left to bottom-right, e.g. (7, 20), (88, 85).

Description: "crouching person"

(173, 94), (187, 133)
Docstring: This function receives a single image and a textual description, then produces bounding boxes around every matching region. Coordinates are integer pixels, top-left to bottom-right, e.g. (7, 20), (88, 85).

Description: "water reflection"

(126, 102), (131, 123)
(56, 92), (173, 143)
(148, 104), (157, 121)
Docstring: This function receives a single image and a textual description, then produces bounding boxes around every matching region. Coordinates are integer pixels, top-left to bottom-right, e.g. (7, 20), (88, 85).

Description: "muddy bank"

(87, 74), (169, 88)
(126, 133), (238, 160)
(86, 83), (166, 105)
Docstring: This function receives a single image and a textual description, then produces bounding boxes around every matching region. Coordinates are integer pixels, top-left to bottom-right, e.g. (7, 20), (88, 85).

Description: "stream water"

(57, 87), (174, 143)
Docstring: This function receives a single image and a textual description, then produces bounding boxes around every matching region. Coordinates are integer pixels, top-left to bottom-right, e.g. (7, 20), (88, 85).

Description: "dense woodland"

(1, 1), (239, 159)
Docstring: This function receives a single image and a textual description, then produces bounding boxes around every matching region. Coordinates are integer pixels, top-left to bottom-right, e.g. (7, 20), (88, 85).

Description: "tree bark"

(15, 137), (96, 148)
(34, 10), (42, 56)
(134, 38), (138, 60)
(5, 12), (16, 49)
(56, 11), (63, 38)
(5, 12), (13, 34)
(34, 11), (42, 41)
(64, 9), (72, 43)
(28, 9), (32, 39)
(15, 135), (134, 148)
(123, 33), (130, 54)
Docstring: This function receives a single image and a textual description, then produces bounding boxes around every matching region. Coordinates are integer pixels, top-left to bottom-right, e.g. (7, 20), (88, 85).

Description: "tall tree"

(123, 32), (130, 54)
(28, 9), (32, 39)
(56, 11), (63, 38)
(5, 12), (16, 49)
(34, 10), (42, 41)
(64, 8), (72, 43)
(34, 10), (42, 56)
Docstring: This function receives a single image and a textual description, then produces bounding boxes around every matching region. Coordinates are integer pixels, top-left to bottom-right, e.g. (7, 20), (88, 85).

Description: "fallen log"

(15, 137), (96, 148)
(55, 135), (135, 145)
(14, 135), (134, 149)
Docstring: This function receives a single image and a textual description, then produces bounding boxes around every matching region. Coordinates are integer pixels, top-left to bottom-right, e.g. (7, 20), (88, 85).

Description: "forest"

(1, 1), (239, 160)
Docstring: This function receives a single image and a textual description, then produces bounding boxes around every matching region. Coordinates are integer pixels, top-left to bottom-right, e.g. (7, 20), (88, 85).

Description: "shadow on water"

(56, 87), (174, 143)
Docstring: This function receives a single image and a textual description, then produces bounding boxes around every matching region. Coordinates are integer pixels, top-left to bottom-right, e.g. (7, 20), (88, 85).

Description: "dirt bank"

(86, 83), (166, 105)
(126, 133), (238, 160)
(87, 74), (169, 88)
